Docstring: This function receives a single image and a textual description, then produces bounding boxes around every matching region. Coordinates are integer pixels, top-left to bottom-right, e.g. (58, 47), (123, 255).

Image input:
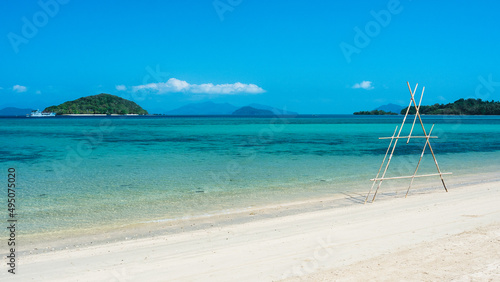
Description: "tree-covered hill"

(401, 98), (500, 115)
(44, 94), (148, 115)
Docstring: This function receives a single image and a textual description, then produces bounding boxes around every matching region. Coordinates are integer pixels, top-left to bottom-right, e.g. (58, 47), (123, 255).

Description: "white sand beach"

(5, 178), (500, 281)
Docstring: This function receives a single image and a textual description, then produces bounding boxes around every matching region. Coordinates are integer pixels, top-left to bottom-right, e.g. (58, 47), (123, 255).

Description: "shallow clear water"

(1, 115), (499, 237)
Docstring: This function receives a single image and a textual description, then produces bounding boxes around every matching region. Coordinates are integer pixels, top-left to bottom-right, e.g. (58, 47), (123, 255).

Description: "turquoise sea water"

(1, 115), (500, 239)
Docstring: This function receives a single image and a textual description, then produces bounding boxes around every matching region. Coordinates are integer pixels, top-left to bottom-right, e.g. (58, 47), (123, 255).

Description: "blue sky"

(1, 0), (500, 114)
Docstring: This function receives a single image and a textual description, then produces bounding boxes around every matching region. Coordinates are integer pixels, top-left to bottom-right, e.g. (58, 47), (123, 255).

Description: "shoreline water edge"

(1, 115), (499, 280)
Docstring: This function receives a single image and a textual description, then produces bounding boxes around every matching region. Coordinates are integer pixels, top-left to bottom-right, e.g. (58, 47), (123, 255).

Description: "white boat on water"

(28, 110), (56, 117)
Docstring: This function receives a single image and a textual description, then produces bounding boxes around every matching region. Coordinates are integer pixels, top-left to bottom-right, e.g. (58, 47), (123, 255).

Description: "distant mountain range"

(246, 103), (297, 116)
(374, 103), (404, 114)
(164, 102), (298, 116)
(2, 100), (299, 117)
(165, 101), (237, 115)
(232, 106), (274, 116)
(0, 107), (34, 116)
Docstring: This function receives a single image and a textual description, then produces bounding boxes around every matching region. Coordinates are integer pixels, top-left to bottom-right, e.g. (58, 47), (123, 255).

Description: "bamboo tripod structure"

(365, 82), (452, 203)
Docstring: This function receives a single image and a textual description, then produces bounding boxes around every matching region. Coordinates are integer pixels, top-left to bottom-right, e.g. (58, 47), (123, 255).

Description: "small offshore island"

(402, 98), (500, 115)
(353, 110), (398, 115)
(354, 98), (500, 115)
(44, 93), (148, 115)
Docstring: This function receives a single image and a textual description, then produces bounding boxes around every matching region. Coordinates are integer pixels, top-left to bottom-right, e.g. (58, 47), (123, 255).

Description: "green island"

(44, 94), (148, 115)
(401, 98), (500, 115)
(353, 110), (398, 115)
(354, 98), (500, 115)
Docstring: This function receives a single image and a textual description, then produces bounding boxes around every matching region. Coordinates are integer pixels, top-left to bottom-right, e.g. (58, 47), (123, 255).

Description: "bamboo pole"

(406, 82), (448, 192)
(364, 126), (398, 204)
(407, 87), (425, 144)
(371, 83), (418, 202)
(405, 124), (434, 197)
(370, 172), (452, 181)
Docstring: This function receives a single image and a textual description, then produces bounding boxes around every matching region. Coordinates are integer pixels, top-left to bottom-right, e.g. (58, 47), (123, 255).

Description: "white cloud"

(132, 78), (265, 95)
(13, 85), (27, 93)
(352, 81), (374, 90)
(116, 85), (127, 91)
(35, 90), (41, 94)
